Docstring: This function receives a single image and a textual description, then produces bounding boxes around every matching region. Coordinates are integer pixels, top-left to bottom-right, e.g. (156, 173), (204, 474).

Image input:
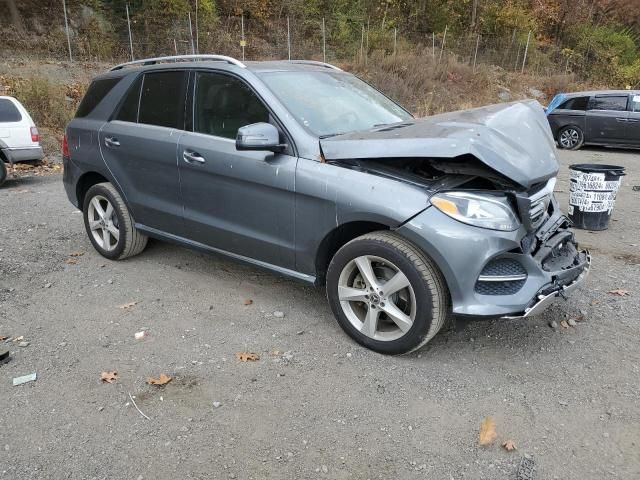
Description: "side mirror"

(236, 122), (286, 152)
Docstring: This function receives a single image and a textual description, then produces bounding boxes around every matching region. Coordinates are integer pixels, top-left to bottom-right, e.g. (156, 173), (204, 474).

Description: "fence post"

(322, 17), (326, 63)
(438, 25), (448, 64)
(241, 14), (245, 61)
(188, 12), (195, 55)
(432, 32), (435, 58)
(174, 38), (178, 55)
(195, 0), (199, 54)
(366, 18), (369, 64)
(472, 34), (480, 73)
(360, 24), (365, 63)
(126, 3), (134, 61)
(287, 16), (291, 60)
(521, 30), (531, 74)
(62, 0), (73, 61)
(393, 27), (397, 56)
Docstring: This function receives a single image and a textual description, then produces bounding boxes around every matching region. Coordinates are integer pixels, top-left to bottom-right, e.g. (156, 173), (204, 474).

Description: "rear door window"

(559, 96), (589, 110)
(138, 71), (187, 129)
(0, 98), (23, 122)
(630, 95), (640, 113)
(588, 95), (628, 111)
(115, 75), (143, 122)
(76, 77), (121, 117)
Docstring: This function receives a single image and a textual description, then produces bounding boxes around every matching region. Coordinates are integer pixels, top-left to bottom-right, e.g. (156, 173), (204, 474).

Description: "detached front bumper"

(502, 251), (590, 319)
(397, 198), (590, 319)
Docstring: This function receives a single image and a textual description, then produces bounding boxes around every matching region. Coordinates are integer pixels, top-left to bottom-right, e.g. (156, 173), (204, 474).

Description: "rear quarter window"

(0, 99), (22, 122)
(76, 77), (121, 118)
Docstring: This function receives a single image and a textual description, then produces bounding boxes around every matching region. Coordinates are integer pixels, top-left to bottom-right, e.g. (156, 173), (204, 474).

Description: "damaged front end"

(322, 100), (590, 318)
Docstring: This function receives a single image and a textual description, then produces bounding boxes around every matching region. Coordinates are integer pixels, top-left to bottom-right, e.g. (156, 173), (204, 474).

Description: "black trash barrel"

(568, 164), (625, 230)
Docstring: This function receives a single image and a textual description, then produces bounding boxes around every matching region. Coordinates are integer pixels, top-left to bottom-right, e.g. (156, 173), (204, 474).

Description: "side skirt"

(136, 224), (317, 285)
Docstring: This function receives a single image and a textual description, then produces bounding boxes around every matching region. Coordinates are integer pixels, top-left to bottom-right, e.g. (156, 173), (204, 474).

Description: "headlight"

(430, 191), (520, 231)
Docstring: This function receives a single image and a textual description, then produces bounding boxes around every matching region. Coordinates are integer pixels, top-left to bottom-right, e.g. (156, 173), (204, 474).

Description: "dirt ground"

(1, 148), (639, 480)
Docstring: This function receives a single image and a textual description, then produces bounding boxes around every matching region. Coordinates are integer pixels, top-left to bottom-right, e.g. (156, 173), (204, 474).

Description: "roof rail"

(110, 54), (246, 71)
(286, 60), (342, 71)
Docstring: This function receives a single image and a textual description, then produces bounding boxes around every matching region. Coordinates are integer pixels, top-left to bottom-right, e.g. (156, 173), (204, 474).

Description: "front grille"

(529, 194), (551, 229)
(475, 258), (527, 296)
(515, 178), (556, 231)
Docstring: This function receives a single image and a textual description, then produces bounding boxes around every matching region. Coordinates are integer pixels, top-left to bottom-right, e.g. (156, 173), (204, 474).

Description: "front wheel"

(557, 125), (584, 150)
(82, 182), (148, 260)
(326, 231), (448, 355)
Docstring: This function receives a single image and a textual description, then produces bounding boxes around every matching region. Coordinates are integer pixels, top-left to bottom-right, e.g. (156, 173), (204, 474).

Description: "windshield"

(259, 71), (412, 137)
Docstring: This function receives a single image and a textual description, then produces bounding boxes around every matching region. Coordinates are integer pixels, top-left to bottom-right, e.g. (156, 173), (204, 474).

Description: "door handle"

(183, 150), (206, 165)
(615, 118), (628, 122)
(104, 136), (120, 147)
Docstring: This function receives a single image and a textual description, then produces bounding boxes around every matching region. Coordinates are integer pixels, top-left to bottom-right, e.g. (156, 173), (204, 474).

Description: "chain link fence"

(4, 5), (577, 78)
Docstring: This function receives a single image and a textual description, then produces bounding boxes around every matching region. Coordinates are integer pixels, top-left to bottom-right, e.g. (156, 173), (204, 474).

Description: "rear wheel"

(557, 126), (584, 150)
(326, 231), (448, 355)
(82, 182), (148, 260)
(0, 161), (6, 187)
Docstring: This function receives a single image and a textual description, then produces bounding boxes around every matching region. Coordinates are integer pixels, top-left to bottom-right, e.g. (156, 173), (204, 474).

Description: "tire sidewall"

(327, 237), (435, 355)
(0, 161), (7, 186)
(82, 184), (127, 260)
(558, 125), (583, 150)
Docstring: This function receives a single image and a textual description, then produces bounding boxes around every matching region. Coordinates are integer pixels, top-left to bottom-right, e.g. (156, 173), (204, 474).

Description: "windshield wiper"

(319, 132), (349, 139)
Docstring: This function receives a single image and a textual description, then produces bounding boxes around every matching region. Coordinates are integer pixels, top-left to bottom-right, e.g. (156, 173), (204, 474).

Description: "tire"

(557, 125), (584, 150)
(326, 231), (448, 355)
(82, 182), (148, 260)
(0, 161), (6, 187)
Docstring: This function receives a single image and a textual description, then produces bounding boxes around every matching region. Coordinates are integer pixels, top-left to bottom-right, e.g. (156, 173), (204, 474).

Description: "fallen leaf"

(479, 417), (497, 446)
(572, 315), (585, 323)
(0, 336), (8, 341)
(146, 373), (172, 386)
(607, 289), (630, 296)
(243, 299), (253, 305)
(560, 320), (569, 329)
(69, 251), (85, 257)
(502, 439), (517, 451)
(65, 258), (77, 265)
(118, 301), (138, 309)
(235, 352), (260, 362)
(101, 371), (118, 383)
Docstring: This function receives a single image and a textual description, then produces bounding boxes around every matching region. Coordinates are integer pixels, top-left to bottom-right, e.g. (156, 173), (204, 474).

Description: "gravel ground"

(1, 148), (639, 480)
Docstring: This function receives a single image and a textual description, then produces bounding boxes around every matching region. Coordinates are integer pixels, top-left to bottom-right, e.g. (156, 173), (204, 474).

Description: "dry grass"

(346, 50), (594, 116)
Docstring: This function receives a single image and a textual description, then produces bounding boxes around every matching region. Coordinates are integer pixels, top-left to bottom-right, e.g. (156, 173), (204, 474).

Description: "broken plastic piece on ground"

(0, 350), (10, 365)
(134, 331), (146, 340)
(516, 455), (535, 480)
(13, 372), (37, 386)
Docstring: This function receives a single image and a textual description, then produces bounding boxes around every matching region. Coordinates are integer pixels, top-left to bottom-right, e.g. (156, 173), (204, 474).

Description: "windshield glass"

(259, 71), (412, 137)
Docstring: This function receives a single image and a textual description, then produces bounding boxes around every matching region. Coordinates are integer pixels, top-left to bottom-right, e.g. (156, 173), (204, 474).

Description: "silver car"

(62, 55), (590, 354)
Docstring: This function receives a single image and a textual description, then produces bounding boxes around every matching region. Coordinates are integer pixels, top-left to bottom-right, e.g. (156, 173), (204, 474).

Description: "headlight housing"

(430, 191), (520, 231)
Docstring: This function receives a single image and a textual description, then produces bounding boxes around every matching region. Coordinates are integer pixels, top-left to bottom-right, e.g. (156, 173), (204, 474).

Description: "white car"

(0, 96), (43, 186)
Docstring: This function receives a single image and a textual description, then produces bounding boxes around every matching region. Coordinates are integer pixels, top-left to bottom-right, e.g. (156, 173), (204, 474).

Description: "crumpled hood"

(320, 100), (559, 189)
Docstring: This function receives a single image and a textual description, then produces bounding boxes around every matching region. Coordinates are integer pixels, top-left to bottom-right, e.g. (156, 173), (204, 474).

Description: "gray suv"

(63, 55), (590, 354)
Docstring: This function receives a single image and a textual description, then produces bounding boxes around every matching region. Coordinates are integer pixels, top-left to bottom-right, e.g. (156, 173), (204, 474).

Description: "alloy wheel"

(87, 195), (120, 252)
(559, 128), (580, 148)
(337, 255), (416, 341)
